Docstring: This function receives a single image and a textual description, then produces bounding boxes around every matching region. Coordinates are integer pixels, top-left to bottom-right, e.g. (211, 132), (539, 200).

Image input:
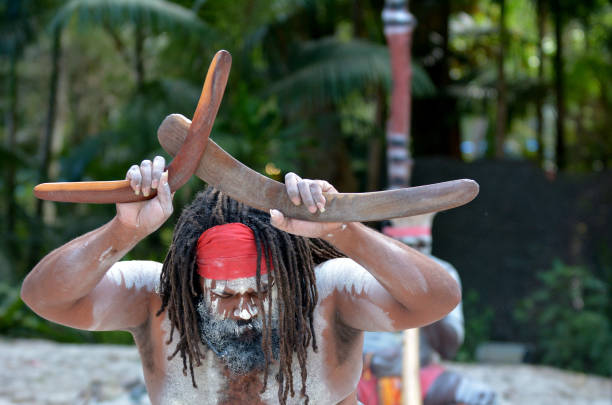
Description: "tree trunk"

(352, 0), (365, 38)
(535, 0), (545, 166)
(31, 27), (62, 267)
(36, 27), (62, 218)
(5, 47), (18, 235)
(367, 85), (386, 191)
(410, 0), (460, 158)
(495, 0), (507, 159)
(135, 24), (145, 90)
(552, 0), (566, 170)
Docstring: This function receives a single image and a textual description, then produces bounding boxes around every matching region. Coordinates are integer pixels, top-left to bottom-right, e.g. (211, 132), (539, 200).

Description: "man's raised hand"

(116, 156), (174, 236)
(270, 172), (345, 238)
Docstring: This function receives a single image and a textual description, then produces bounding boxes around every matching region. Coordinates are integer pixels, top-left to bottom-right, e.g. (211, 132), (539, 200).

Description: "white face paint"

(202, 274), (274, 320)
(208, 273), (268, 294)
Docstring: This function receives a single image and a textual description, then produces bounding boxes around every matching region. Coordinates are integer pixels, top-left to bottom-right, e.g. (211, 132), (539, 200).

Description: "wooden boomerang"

(33, 50), (232, 203)
(156, 114), (480, 222)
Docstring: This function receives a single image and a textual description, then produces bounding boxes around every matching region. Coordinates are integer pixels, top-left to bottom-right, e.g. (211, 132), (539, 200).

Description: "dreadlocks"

(157, 187), (344, 404)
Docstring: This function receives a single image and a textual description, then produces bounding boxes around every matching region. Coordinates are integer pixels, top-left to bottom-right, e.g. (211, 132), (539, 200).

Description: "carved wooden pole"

(382, 1), (421, 405)
(383, 0), (416, 189)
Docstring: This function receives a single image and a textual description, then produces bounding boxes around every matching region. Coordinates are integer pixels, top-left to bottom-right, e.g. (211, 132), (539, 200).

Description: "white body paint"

(315, 257), (378, 299)
(158, 316), (225, 405)
(113, 259), (378, 404)
(105, 261), (161, 291)
(316, 258), (395, 331)
(98, 246), (114, 263)
(156, 277), (361, 405)
(89, 261), (162, 330)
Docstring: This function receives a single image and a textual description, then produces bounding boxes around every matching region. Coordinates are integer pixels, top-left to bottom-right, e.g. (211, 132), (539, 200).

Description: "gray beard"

(196, 298), (280, 375)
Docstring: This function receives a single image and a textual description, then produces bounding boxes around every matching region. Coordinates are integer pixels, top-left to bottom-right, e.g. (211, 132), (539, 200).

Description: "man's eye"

(212, 291), (232, 298)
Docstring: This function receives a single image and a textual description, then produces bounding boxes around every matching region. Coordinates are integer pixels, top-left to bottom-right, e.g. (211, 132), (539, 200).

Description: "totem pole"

(382, 1), (420, 404)
(383, 0), (416, 189)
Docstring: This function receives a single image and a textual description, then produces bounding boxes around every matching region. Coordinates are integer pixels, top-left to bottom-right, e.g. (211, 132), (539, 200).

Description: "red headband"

(196, 223), (269, 280)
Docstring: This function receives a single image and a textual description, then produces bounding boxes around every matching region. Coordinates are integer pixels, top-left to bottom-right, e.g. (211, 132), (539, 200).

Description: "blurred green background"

(1, 0), (610, 376)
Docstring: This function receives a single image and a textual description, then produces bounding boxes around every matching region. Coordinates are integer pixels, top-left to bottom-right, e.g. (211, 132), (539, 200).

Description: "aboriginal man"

(21, 156), (461, 405)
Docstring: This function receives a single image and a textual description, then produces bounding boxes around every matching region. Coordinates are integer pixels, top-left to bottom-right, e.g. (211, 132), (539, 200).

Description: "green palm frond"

(268, 37), (435, 112)
(49, 0), (208, 34)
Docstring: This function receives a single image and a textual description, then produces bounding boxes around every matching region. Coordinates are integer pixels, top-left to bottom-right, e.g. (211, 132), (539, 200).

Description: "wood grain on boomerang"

(157, 114), (480, 222)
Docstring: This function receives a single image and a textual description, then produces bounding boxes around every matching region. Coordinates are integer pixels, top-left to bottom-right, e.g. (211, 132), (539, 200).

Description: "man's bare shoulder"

(315, 257), (379, 300)
(314, 257), (401, 332)
(103, 260), (162, 293)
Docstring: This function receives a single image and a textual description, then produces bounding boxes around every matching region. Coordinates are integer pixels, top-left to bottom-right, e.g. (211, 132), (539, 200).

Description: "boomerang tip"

(33, 182), (55, 199)
(33, 183), (45, 199)
(33, 183), (63, 201)
(460, 178), (480, 201)
(214, 49), (232, 64)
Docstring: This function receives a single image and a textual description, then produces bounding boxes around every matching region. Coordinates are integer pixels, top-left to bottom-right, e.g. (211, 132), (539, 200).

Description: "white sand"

(0, 339), (609, 404)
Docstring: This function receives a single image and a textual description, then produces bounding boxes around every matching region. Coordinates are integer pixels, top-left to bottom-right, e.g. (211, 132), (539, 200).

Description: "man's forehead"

(204, 273), (269, 293)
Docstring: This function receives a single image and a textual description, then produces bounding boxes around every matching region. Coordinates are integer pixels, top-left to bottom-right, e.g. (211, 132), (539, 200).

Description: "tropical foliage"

(515, 260), (612, 375)
(0, 0), (610, 376)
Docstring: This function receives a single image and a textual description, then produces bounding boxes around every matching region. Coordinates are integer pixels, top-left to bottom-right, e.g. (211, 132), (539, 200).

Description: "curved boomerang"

(33, 50), (232, 204)
(157, 114), (480, 222)
(32, 48), (479, 221)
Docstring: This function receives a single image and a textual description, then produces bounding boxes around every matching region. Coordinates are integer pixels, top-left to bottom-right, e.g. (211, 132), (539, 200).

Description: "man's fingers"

(309, 182), (326, 212)
(297, 180), (317, 213)
(157, 171), (173, 216)
(318, 180), (337, 194)
(269, 209), (304, 235)
(126, 157), (165, 196)
(269, 209), (289, 231)
(285, 172), (302, 206)
(286, 173), (336, 213)
(127, 165), (141, 195)
(140, 159), (152, 197)
(151, 156), (165, 189)
(270, 208), (339, 238)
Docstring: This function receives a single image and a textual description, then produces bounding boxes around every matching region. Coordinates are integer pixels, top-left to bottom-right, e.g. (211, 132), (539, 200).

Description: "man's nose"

(233, 295), (258, 320)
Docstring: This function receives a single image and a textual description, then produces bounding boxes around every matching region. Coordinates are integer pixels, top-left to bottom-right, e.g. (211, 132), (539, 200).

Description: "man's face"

(200, 274), (275, 321)
(196, 274), (280, 375)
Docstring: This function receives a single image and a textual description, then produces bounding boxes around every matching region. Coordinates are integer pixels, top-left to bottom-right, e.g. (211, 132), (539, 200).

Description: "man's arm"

(20, 156), (173, 331)
(422, 260), (464, 359)
(271, 173), (461, 332)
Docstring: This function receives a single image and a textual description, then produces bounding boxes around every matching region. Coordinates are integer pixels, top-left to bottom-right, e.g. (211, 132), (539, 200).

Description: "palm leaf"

(49, 0), (209, 34)
(267, 37), (434, 113)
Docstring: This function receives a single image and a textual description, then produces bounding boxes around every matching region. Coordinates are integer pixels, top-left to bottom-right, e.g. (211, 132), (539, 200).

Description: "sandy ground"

(0, 339), (610, 404)
(444, 363), (611, 405)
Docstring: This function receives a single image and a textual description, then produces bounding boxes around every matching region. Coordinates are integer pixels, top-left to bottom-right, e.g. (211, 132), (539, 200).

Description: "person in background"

(358, 214), (497, 405)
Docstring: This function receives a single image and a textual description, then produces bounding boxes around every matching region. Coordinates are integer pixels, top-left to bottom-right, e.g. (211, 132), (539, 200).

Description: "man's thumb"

(270, 209), (288, 230)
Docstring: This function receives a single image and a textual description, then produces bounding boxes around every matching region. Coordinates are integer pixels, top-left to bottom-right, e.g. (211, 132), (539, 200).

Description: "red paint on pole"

(383, 0), (416, 189)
